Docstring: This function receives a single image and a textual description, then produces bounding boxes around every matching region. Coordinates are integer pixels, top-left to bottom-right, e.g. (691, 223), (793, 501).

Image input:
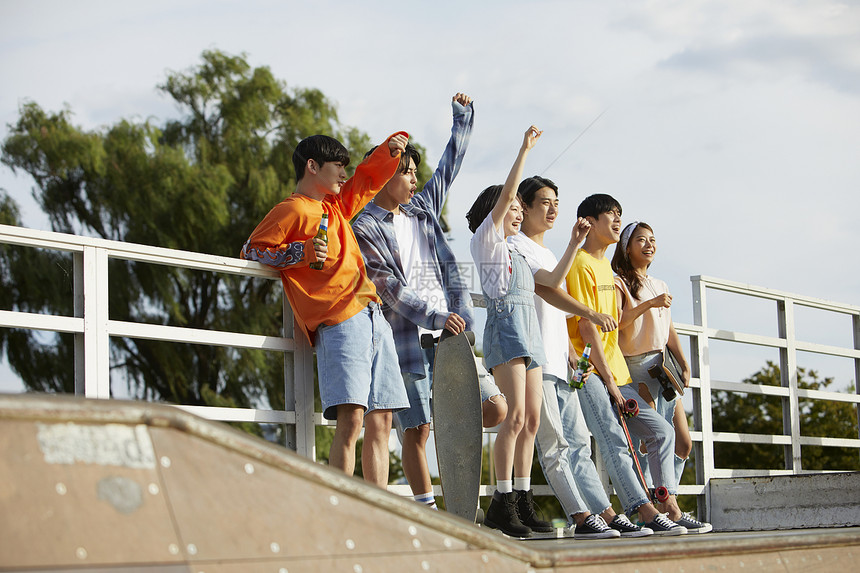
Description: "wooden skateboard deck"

(616, 400), (669, 504)
(425, 330), (482, 523)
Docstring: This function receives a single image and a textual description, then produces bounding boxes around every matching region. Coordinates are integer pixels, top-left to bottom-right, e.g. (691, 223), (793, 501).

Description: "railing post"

(74, 246), (110, 398)
(853, 313), (860, 460)
(777, 299), (802, 472)
(691, 276), (714, 520)
(285, 297), (315, 460)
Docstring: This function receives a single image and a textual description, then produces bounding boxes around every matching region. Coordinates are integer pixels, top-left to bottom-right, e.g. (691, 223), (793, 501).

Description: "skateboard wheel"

(465, 330), (476, 346)
(475, 507), (484, 525)
(624, 399), (639, 417)
(654, 486), (669, 503)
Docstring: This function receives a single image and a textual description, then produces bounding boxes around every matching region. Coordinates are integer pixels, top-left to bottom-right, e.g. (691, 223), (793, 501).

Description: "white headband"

(619, 221), (640, 256)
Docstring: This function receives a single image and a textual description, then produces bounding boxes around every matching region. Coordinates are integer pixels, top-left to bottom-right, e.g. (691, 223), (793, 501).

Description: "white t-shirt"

(469, 213), (512, 300)
(392, 211), (448, 336)
(615, 274), (672, 357)
(507, 232), (569, 379)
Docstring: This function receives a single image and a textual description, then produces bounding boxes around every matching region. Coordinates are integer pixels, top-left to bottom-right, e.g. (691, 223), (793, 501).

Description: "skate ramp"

(1, 393), (859, 573)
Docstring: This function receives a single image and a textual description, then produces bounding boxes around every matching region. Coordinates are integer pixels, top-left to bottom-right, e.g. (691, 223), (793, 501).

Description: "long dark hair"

(611, 221), (654, 299)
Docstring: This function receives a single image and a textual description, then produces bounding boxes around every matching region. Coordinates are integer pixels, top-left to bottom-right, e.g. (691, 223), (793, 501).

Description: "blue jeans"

(577, 373), (653, 515)
(624, 351), (683, 491)
(618, 383), (678, 495)
(535, 374), (612, 519)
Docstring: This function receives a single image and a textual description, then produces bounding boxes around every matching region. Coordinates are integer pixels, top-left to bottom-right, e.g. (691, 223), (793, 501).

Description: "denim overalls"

(482, 248), (546, 372)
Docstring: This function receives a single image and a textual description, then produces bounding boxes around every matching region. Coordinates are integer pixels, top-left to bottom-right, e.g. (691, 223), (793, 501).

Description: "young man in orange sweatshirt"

(241, 132), (409, 487)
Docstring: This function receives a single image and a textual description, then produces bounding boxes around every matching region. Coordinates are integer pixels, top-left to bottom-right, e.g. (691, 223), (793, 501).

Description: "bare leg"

(401, 423), (433, 495)
(482, 394), (508, 428)
(492, 358), (527, 483)
(362, 408), (394, 488)
(513, 366), (543, 479)
(673, 400), (692, 459)
(330, 404), (365, 477)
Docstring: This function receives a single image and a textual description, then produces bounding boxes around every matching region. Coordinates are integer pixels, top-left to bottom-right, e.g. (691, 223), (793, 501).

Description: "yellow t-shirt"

(565, 249), (632, 386)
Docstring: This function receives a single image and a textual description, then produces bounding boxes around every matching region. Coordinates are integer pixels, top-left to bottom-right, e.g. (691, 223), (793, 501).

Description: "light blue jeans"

(618, 383), (678, 496)
(625, 351), (687, 489)
(535, 374), (612, 519)
(577, 373), (654, 515)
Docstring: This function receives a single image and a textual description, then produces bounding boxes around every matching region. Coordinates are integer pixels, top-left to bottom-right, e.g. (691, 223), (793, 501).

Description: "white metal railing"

(0, 224), (317, 458)
(2, 225), (859, 517)
(688, 275), (860, 517)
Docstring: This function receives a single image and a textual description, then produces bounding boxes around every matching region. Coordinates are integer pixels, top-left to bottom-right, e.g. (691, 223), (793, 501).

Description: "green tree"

(712, 361), (860, 471)
(0, 49), (431, 444)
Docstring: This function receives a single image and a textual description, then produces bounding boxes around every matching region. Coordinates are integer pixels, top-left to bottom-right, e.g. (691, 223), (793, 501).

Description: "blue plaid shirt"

(353, 101), (475, 378)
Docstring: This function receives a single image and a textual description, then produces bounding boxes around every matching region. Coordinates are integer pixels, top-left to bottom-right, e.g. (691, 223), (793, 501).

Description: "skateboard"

(615, 399), (669, 505)
(421, 330), (483, 523)
(647, 347), (685, 400)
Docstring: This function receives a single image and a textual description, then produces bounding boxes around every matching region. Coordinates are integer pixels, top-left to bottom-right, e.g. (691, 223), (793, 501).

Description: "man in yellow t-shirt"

(565, 194), (687, 536)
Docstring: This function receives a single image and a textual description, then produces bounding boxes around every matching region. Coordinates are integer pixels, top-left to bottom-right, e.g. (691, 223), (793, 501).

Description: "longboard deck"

(431, 331), (482, 523)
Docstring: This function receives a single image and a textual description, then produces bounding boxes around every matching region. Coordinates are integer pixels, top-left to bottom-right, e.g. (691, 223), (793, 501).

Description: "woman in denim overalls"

(466, 126), (550, 538)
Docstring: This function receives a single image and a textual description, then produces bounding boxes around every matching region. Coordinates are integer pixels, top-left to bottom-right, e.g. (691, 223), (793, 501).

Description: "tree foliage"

(712, 361), (859, 471)
(0, 50), (431, 429)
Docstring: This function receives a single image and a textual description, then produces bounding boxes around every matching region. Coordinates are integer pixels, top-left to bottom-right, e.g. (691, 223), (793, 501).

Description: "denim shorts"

(483, 298), (546, 372)
(625, 350), (677, 419)
(482, 251), (546, 373)
(316, 303), (409, 420)
(397, 344), (503, 430)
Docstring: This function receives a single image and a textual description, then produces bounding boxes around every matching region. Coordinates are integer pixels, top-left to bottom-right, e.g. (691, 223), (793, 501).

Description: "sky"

(1, 0), (859, 395)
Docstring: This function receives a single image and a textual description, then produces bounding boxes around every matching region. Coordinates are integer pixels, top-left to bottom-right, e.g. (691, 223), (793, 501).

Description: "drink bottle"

(309, 214), (328, 270)
(569, 343), (591, 389)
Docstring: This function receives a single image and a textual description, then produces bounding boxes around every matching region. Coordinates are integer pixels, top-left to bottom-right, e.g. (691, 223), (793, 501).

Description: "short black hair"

(364, 142), (421, 174)
(576, 193), (622, 219)
(466, 185), (524, 233)
(517, 176), (558, 207)
(292, 135), (350, 181)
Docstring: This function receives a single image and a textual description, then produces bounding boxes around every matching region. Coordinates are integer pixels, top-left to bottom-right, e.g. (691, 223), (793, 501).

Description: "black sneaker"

(608, 513), (654, 538)
(572, 514), (621, 539)
(643, 513), (687, 536)
(675, 512), (713, 534)
(514, 489), (555, 533)
(484, 491), (532, 538)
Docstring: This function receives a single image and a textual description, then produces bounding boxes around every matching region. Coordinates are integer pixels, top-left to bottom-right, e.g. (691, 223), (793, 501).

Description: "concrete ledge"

(710, 472), (860, 531)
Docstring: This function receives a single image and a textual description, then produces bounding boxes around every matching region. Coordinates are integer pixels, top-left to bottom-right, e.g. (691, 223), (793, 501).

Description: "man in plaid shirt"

(353, 94), (506, 509)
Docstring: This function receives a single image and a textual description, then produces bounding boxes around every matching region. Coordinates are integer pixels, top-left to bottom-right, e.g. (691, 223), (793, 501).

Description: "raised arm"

(421, 93), (475, 215)
(534, 217), (591, 288)
(490, 126), (542, 231)
(339, 132), (409, 217)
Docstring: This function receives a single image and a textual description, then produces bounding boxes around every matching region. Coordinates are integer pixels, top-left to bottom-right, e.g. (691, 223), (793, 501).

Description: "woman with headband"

(612, 221), (712, 534)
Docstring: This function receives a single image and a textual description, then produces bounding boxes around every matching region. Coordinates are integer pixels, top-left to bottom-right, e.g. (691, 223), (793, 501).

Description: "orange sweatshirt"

(241, 132), (407, 344)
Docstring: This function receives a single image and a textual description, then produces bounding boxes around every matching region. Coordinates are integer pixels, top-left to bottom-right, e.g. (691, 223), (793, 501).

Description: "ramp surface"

(1, 394), (859, 572)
